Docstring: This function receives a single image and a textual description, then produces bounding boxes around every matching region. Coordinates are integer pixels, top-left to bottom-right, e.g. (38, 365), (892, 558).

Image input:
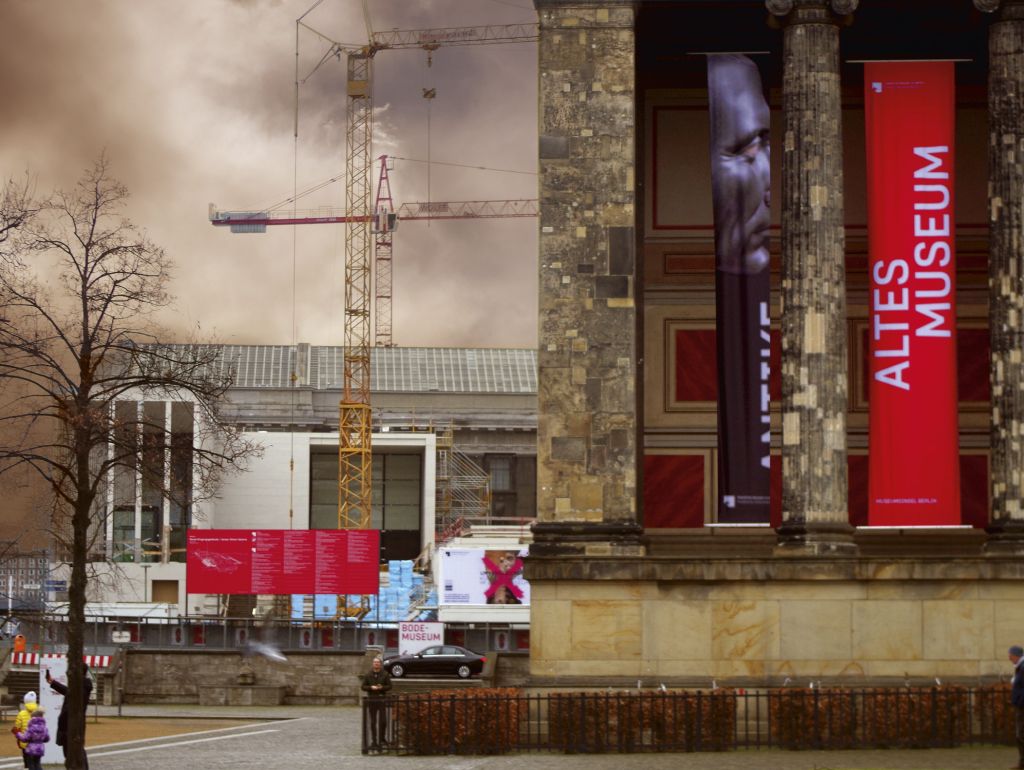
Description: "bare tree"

(0, 172), (37, 252)
(0, 155), (257, 769)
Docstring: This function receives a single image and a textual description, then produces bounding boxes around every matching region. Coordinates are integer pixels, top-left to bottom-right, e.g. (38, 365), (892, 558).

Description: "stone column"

(767, 0), (857, 555)
(531, 1), (643, 558)
(977, 0), (1024, 553)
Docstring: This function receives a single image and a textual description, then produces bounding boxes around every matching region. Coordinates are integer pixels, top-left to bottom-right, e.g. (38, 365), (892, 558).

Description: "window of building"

(309, 450), (422, 534)
(168, 402), (194, 563)
(112, 401), (138, 561)
(487, 456), (514, 492)
(108, 399), (195, 564)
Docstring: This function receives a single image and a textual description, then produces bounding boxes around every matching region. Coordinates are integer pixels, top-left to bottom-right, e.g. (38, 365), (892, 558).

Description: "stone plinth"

(198, 685), (287, 706)
(527, 554), (1024, 685)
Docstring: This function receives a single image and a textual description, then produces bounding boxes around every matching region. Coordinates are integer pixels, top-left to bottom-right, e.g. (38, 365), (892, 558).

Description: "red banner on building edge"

(864, 61), (960, 525)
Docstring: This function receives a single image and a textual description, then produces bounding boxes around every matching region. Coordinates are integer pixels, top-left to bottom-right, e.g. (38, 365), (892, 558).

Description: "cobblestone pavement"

(0, 705), (1013, 770)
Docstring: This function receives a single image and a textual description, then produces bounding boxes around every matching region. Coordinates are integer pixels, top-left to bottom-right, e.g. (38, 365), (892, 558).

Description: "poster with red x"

(438, 547), (530, 606)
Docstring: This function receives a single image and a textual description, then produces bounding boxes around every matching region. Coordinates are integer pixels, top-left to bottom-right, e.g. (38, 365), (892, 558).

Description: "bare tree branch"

(0, 155), (259, 770)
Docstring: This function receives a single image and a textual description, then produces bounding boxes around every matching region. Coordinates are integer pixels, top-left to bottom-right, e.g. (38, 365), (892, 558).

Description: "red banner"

(186, 529), (380, 595)
(864, 61), (960, 525)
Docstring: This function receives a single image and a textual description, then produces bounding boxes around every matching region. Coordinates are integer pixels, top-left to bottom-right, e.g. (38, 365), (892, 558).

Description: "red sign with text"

(186, 529), (380, 595)
(864, 61), (960, 525)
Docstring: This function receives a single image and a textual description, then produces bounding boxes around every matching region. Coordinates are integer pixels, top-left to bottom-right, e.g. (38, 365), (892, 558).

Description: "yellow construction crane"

(310, 20), (538, 532)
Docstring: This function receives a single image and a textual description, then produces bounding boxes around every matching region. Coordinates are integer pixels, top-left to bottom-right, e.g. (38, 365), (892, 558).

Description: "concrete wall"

(121, 650), (531, 704)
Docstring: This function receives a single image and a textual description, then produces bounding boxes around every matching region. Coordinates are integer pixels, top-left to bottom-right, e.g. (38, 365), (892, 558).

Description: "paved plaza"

(0, 704), (1013, 770)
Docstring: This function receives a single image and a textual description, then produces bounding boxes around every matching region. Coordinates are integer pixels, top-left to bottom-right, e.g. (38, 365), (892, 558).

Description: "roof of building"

(161, 344), (538, 395)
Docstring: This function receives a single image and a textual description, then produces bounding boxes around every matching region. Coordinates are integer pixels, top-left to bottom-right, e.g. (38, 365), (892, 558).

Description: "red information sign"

(864, 61), (960, 525)
(187, 529), (380, 595)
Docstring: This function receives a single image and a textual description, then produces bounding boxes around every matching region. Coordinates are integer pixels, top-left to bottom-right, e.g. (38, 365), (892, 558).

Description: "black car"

(382, 645), (486, 679)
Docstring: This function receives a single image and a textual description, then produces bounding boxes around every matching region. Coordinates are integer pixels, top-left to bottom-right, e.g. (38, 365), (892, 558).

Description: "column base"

(530, 520), (646, 557)
(984, 519), (1024, 555)
(774, 520), (858, 557)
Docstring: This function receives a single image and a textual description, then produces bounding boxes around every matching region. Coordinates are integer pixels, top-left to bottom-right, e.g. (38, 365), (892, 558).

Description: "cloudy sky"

(0, 0), (539, 349)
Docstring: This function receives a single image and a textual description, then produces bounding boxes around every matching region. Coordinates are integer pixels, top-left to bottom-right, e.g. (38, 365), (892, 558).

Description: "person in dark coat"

(360, 656), (392, 752)
(45, 664), (92, 769)
(1010, 645), (1024, 769)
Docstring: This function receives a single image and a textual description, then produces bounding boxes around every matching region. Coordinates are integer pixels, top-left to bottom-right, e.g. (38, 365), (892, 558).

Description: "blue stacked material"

(314, 594), (338, 619)
(290, 595), (306, 620)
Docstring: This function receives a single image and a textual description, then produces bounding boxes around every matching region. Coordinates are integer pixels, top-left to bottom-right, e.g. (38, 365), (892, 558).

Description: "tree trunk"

(64, 436), (91, 769)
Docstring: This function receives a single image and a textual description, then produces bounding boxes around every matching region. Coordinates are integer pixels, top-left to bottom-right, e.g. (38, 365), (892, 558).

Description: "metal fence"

(361, 686), (1016, 755)
(13, 615), (519, 656)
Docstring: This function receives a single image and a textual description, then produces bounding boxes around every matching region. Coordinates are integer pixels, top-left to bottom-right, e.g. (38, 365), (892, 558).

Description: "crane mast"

(213, 20), (538, 536)
(373, 156), (396, 348)
(337, 23), (536, 532)
(339, 49), (374, 531)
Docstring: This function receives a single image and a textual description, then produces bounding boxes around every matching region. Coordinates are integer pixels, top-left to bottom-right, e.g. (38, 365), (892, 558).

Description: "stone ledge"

(198, 685), (287, 707)
(524, 553), (1024, 582)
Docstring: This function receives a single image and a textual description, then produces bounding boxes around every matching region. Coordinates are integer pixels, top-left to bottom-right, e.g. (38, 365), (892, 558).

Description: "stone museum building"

(526, 0), (1024, 685)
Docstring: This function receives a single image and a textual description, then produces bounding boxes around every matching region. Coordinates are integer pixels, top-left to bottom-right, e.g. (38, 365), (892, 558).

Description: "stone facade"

(983, 0), (1024, 548)
(770, 0), (854, 554)
(534, 1), (643, 557)
(528, 0), (1024, 688)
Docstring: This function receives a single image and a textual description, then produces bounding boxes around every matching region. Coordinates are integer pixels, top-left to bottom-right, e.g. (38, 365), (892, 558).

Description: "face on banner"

(708, 55), (771, 276)
(707, 54), (773, 523)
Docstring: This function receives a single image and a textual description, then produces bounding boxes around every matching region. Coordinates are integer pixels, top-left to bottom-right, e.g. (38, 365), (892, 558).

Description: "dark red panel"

(958, 328), (990, 402)
(960, 454), (989, 528)
(674, 329), (717, 401)
(848, 455), (869, 527)
(674, 328), (781, 403)
(447, 629), (465, 646)
(643, 454), (705, 528)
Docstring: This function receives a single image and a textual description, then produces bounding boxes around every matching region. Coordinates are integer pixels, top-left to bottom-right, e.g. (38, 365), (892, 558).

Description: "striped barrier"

(10, 653), (111, 668)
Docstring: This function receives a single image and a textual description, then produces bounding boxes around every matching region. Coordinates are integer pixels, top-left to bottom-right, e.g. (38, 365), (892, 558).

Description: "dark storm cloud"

(0, 0), (538, 348)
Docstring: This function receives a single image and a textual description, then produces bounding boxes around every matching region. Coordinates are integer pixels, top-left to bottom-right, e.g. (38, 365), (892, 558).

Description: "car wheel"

(390, 664), (405, 678)
(457, 664), (472, 679)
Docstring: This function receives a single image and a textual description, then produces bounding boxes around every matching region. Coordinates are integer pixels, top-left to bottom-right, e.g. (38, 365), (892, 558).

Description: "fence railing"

(361, 686), (1016, 755)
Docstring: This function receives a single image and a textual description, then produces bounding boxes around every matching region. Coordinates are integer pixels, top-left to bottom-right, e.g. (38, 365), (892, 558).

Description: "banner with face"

(707, 54), (772, 523)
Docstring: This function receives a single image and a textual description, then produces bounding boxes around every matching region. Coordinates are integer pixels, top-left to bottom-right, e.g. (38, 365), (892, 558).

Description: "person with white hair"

(360, 656), (392, 752)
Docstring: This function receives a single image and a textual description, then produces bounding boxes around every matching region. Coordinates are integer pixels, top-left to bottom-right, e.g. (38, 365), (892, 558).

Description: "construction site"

(0, 1), (544, 706)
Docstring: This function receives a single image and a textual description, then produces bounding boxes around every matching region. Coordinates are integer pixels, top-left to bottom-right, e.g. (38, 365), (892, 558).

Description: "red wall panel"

(674, 328), (781, 403)
(643, 454), (705, 527)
